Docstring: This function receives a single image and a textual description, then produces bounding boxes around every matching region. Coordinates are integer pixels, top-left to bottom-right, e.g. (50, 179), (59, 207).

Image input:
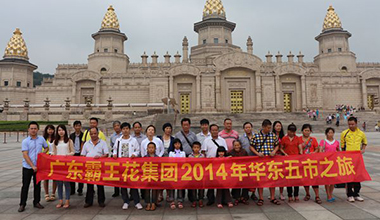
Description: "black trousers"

(231, 188), (249, 200)
(347, 182), (361, 197)
(287, 187), (299, 197)
(207, 189), (215, 203)
(70, 153), (84, 194)
(20, 168), (41, 206)
(85, 184), (105, 205)
(121, 188), (140, 205)
(216, 189), (232, 204)
(189, 189), (205, 202)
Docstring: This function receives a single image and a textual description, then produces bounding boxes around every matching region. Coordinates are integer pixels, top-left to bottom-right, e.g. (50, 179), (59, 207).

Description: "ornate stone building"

(1, 1), (380, 113)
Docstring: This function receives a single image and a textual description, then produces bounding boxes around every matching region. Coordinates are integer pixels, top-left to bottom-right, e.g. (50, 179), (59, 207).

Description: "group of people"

(18, 116), (367, 212)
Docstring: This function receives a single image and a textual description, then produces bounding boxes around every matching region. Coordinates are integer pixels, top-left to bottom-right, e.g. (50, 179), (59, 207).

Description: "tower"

(88, 5), (129, 74)
(0, 28), (37, 104)
(314, 5), (356, 72)
(191, 0), (240, 60)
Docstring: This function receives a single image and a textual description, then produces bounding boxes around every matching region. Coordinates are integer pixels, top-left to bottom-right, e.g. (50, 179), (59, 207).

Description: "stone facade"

(1, 2), (380, 113)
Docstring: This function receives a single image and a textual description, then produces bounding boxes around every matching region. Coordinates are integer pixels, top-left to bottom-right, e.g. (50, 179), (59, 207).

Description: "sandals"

(234, 199), (239, 206)
(191, 202), (197, 208)
(288, 197), (294, 203)
(270, 199), (281, 205)
(241, 199), (249, 205)
(315, 197), (322, 204)
(177, 202), (183, 209)
(304, 195), (310, 201)
(145, 203), (151, 211)
(199, 200), (204, 208)
(63, 201), (70, 209)
(295, 197), (300, 202)
(257, 199), (264, 206)
(170, 202), (176, 210)
(217, 204), (223, 208)
(280, 194), (285, 201)
(56, 201), (63, 208)
(228, 202), (234, 208)
(151, 203), (156, 211)
(50, 194), (56, 201)
(45, 194), (50, 202)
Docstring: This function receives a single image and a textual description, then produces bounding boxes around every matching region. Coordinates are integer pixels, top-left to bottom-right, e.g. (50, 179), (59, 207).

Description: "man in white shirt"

(202, 124), (228, 158)
(113, 122), (143, 210)
(201, 124), (227, 206)
(81, 127), (109, 208)
(196, 119), (211, 145)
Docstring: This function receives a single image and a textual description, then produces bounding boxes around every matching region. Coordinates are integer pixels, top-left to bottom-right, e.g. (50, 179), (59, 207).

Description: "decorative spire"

(203, 0), (226, 19)
(101, 5), (120, 30)
(3, 28), (29, 60)
(323, 5), (342, 31)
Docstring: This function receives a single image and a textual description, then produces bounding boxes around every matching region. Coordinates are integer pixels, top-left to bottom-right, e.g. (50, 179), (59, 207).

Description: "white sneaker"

(135, 203), (143, 210)
(347, 197), (355, 202)
(122, 203), (129, 210)
(355, 196), (364, 202)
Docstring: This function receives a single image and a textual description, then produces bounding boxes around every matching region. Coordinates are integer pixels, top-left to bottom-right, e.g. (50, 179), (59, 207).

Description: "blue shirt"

(22, 136), (48, 169)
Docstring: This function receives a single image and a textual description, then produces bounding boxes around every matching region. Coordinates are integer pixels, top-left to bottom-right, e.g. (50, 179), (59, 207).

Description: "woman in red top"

(299, 124), (322, 204)
(272, 121), (285, 201)
(280, 123), (302, 202)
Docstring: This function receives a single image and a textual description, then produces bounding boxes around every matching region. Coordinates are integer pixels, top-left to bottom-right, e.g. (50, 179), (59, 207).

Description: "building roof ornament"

(203, 0), (226, 19)
(4, 28), (29, 60)
(101, 5), (120, 31)
(323, 5), (342, 31)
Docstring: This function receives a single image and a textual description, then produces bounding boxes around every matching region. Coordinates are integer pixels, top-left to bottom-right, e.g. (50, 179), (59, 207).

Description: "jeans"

(20, 168), (41, 206)
(70, 153), (84, 194)
(347, 182), (361, 197)
(57, 181), (71, 200)
(85, 184), (105, 205)
(287, 186), (299, 197)
(121, 188), (140, 205)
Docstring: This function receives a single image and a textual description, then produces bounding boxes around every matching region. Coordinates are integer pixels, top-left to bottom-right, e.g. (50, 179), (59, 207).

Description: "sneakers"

(122, 203), (129, 210)
(355, 196), (364, 202)
(135, 203), (143, 210)
(347, 196), (355, 202)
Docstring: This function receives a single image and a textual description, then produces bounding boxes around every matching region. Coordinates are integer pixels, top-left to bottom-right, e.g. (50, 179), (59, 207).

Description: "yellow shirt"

(82, 129), (107, 142)
(340, 128), (367, 151)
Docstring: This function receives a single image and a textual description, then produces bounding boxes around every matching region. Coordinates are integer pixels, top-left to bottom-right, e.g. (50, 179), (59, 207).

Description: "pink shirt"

(219, 129), (239, 151)
(319, 139), (340, 153)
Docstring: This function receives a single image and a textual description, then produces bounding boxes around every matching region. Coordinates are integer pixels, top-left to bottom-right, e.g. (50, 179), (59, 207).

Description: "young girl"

(43, 125), (57, 202)
(320, 127), (340, 202)
(144, 142), (159, 211)
(229, 140), (249, 206)
(215, 147), (234, 208)
(168, 139), (186, 209)
(280, 123), (302, 202)
(272, 121), (285, 201)
(188, 141), (205, 208)
(299, 124), (322, 204)
(52, 125), (74, 209)
(140, 125), (164, 157)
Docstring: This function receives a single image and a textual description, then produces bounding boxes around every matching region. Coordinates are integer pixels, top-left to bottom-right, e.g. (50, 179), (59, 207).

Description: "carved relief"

(274, 63), (306, 76)
(309, 84), (318, 103)
(214, 52), (262, 72)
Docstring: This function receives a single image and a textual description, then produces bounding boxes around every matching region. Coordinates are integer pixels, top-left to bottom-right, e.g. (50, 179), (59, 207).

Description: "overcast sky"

(0, 0), (379, 74)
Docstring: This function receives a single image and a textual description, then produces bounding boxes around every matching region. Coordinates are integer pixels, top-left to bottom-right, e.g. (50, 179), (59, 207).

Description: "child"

(215, 147), (234, 208)
(168, 139), (186, 209)
(188, 141), (205, 208)
(280, 123), (302, 202)
(320, 127), (340, 202)
(229, 140), (249, 206)
(113, 122), (143, 210)
(144, 142), (159, 211)
(52, 125), (74, 209)
(43, 125), (57, 202)
(299, 124), (322, 204)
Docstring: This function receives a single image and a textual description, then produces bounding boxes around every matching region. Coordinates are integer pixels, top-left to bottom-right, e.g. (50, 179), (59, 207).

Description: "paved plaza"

(1, 133), (380, 220)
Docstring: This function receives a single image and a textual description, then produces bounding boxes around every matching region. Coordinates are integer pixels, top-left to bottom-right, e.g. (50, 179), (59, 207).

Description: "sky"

(0, 0), (379, 74)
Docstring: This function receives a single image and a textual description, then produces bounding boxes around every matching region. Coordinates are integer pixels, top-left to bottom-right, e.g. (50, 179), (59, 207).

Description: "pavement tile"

(330, 209), (378, 219)
(298, 210), (341, 220)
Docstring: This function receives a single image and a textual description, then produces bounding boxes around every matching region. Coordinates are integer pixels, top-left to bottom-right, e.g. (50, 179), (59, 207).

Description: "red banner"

(37, 151), (371, 189)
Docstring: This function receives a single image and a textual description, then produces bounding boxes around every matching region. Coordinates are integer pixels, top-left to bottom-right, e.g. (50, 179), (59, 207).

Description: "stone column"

(182, 37), (189, 63)
(301, 76), (307, 109)
(169, 76), (174, 98)
(196, 75), (201, 111)
(275, 75), (281, 110)
(71, 81), (77, 104)
(255, 74), (262, 111)
(215, 71), (221, 111)
(95, 81), (100, 105)
(362, 79), (367, 109)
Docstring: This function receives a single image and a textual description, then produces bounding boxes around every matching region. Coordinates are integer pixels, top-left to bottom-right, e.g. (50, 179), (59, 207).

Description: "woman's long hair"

(272, 121), (285, 139)
(43, 125), (55, 142)
(54, 124), (69, 145)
